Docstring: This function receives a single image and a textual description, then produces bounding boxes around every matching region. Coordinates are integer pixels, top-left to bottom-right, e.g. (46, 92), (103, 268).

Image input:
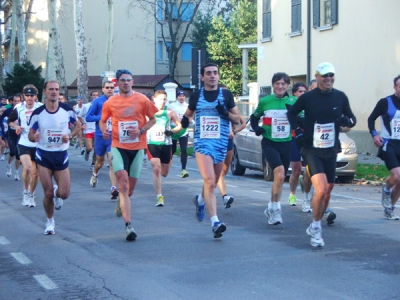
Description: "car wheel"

(337, 175), (354, 183)
(263, 157), (274, 181)
(231, 146), (246, 176)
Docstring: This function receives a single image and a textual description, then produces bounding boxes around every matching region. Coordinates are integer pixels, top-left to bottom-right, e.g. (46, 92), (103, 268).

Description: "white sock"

(383, 186), (391, 193)
(210, 215), (219, 226)
(312, 220), (321, 228)
(24, 189), (29, 194)
(198, 194), (204, 205)
(47, 217), (54, 223)
(157, 194), (162, 198)
(304, 192), (309, 200)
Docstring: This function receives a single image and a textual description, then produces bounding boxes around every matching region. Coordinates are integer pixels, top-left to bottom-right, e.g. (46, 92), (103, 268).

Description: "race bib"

(271, 117), (290, 139)
(107, 117), (112, 132)
(200, 116), (220, 139)
(45, 129), (63, 149)
(150, 124), (165, 142)
(390, 118), (400, 140)
(118, 121), (138, 143)
(313, 123), (335, 148)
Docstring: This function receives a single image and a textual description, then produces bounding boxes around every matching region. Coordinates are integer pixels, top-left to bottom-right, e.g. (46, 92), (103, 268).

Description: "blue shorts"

(35, 148), (69, 171)
(94, 135), (111, 157)
(290, 138), (302, 162)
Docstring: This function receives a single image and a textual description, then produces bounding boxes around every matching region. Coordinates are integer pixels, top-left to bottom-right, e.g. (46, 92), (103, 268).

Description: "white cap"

(315, 62), (335, 75)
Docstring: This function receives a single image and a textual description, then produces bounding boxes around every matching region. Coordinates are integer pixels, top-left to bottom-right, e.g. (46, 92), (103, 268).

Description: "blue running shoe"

(193, 194), (205, 222)
(212, 222), (226, 238)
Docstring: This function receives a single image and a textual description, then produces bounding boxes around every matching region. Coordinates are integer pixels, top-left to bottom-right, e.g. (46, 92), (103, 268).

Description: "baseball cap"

(176, 90), (185, 97)
(315, 62), (335, 75)
(23, 88), (37, 95)
(77, 96), (82, 100)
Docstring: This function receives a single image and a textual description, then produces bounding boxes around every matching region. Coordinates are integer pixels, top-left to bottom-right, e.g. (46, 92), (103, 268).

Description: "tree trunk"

(24, 0), (35, 33)
(46, 0), (68, 96)
(73, 0), (89, 103)
(16, 0), (28, 63)
(9, 0), (18, 70)
(0, 28), (4, 95)
(105, 0), (113, 71)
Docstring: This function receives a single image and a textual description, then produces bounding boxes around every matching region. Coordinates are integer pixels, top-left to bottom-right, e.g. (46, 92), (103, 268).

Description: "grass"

(174, 146), (194, 157)
(355, 163), (389, 182)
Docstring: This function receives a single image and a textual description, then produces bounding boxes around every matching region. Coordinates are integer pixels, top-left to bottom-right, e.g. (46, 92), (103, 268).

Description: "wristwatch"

(140, 128), (145, 135)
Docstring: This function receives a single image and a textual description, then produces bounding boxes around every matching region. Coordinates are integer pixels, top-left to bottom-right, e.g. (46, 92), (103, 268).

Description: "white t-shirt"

(15, 102), (42, 147)
(79, 102), (96, 134)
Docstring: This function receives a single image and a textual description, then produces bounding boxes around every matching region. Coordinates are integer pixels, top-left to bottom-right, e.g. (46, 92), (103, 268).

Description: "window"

(166, 3), (178, 20)
(157, 41), (163, 60)
(313, 0), (338, 28)
(262, 0), (271, 39)
(180, 3), (194, 21)
(181, 43), (193, 61)
(291, 0), (301, 33)
(157, 1), (163, 20)
(165, 42), (172, 60)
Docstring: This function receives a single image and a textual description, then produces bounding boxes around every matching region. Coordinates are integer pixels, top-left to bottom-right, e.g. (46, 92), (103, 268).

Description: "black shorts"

(261, 138), (291, 173)
(227, 138), (233, 151)
(18, 145), (36, 161)
(8, 130), (20, 159)
(35, 148), (69, 171)
(148, 144), (172, 164)
(290, 138), (302, 162)
(379, 139), (400, 171)
(301, 147), (337, 183)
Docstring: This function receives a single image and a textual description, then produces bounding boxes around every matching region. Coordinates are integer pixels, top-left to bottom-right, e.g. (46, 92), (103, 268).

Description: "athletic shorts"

(378, 139), (400, 171)
(18, 145), (36, 161)
(94, 135), (111, 157)
(227, 138), (233, 152)
(111, 147), (143, 178)
(84, 132), (95, 139)
(35, 148), (69, 171)
(261, 138), (291, 174)
(148, 144), (172, 164)
(290, 138), (302, 162)
(301, 147), (337, 183)
(7, 131), (20, 160)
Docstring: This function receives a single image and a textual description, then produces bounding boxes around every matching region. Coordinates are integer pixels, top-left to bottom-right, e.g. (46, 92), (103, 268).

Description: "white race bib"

(271, 117), (290, 139)
(313, 123), (335, 148)
(150, 124), (165, 142)
(45, 129), (63, 149)
(118, 121), (138, 143)
(107, 117), (112, 132)
(200, 116), (220, 139)
(390, 118), (400, 140)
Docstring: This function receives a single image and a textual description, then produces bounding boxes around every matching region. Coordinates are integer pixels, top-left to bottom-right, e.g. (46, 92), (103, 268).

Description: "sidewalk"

(357, 152), (383, 165)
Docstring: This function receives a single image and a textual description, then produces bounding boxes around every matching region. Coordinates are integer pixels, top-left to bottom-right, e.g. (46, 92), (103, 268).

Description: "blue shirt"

(86, 94), (110, 137)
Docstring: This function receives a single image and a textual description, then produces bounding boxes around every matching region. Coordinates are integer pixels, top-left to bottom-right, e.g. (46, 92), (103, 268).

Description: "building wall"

(257, 0), (400, 153)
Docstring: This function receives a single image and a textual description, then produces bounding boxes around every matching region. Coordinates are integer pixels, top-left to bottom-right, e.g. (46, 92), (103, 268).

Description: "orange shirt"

(101, 92), (158, 150)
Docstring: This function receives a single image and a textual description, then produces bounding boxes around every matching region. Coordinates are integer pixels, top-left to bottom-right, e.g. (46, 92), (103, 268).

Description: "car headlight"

(343, 141), (357, 155)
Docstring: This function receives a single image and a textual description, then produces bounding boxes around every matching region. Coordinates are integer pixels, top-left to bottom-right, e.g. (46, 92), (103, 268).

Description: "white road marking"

(253, 190), (267, 194)
(33, 274), (58, 290)
(226, 184), (237, 188)
(0, 236), (10, 244)
(10, 252), (31, 265)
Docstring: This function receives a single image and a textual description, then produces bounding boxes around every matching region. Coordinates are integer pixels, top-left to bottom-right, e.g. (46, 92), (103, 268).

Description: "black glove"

(337, 116), (351, 127)
(216, 100), (229, 118)
(164, 130), (174, 137)
(181, 115), (189, 128)
(294, 127), (305, 148)
(255, 127), (266, 136)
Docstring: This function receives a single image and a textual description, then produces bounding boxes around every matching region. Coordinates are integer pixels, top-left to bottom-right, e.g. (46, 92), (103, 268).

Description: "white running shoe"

(14, 171), (20, 181)
(22, 192), (30, 206)
(29, 194), (36, 207)
(0, 155), (4, 161)
(302, 199), (312, 213)
(306, 224), (324, 247)
(90, 174), (98, 187)
(44, 220), (55, 235)
(381, 186), (391, 209)
(264, 207), (282, 225)
(6, 165), (11, 177)
(384, 207), (400, 220)
(53, 185), (63, 210)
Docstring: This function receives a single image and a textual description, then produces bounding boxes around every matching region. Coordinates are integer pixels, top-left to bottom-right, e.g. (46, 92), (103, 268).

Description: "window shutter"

(330, 0), (338, 25)
(312, 0), (320, 28)
(291, 0), (301, 33)
(262, 0), (271, 38)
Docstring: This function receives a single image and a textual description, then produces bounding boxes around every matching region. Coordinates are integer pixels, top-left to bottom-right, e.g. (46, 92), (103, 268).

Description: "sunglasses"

(119, 78), (133, 82)
(104, 87), (115, 89)
(321, 73), (335, 78)
(24, 94), (35, 97)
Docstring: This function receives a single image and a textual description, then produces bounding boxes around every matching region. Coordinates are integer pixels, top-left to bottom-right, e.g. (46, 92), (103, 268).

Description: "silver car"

(231, 123), (358, 182)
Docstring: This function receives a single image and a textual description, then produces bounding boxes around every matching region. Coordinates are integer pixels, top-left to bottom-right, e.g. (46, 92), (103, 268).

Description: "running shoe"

(323, 209), (336, 225)
(306, 224), (324, 247)
(384, 207), (400, 220)
(4, 149), (9, 155)
(90, 174), (98, 187)
(288, 194), (296, 206)
(212, 221), (226, 238)
(302, 199), (312, 213)
(80, 149), (85, 155)
(156, 195), (164, 207)
(142, 158), (147, 167)
(6, 165), (11, 177)
(74, 143), (78, 149)
(115, 201), (122, 217)
(381, 185), (391, 209)
(53, 185), (63, 210)
(110, 186), (119, 200)
(0, 155), (4, 161)
(180, 169), (189, 178)
(22, 191), (30, 206)
(84, 151), (89, 161)
(223, 195), (234, 209)
(29, 194), (36, 208)
(14, 171), (19, 181)
(193, 194), (205, 222)
(299, 175), (304, 193)
(126, 224), (137, 241)
(264, 207), (282, 225)
(44, 220), (55, 235)
(90, 163), (94, 172)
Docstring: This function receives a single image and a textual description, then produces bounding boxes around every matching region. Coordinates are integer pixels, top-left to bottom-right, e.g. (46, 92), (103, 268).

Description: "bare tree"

(9, 0), (18, 70)
(24, 0), (35, 33)
(15, 0), (27, 62)
(73, 0), (89, 102)
(46, 0), (68, 95)
(105, 0), (113, 71)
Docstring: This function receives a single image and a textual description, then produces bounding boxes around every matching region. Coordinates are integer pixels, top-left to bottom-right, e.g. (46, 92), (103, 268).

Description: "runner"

(73, 96), (84, 153)
(28, 80), (81, 234)
(169, 90), (190, 178)
(147, 90), (182, 206)
(181, 63), (240, 238)
(78, 94), (97, 169)
(368, 74), (400, 220)
(99, 69), (158, 241)
(86, 81), (119, 199)
(250, 72), (296, 225)
(288, 62), (356, 247)
(8, 85), (42, 207)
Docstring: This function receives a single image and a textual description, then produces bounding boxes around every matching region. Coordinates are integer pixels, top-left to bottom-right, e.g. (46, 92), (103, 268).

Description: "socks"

(210, 215), (219, 226)
(198, 194), (205, 205)
(312, 220), (321, 229)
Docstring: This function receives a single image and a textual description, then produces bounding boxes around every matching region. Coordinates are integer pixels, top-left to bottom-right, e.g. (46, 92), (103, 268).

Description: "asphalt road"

(0, 147), (399, 299)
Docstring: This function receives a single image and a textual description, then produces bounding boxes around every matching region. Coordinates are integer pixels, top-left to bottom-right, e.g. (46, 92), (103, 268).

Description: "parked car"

(231, 122), (358, 183)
